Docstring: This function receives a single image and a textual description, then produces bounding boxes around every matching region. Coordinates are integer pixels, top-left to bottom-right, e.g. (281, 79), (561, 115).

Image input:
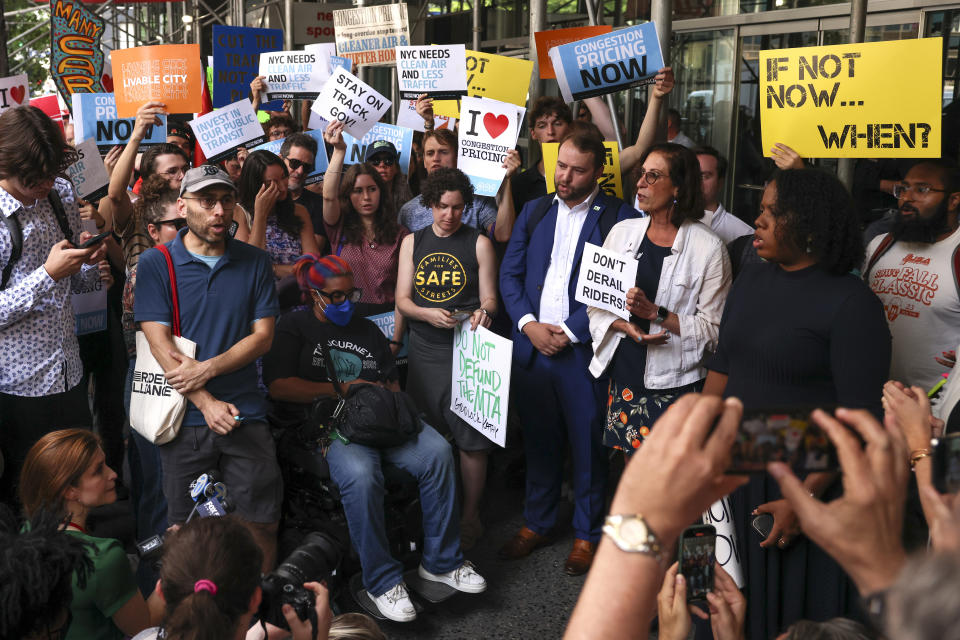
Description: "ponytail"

(162, 589), (239, 640)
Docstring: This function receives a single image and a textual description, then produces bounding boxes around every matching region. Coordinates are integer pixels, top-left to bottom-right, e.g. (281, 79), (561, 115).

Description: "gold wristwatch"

(602, 514), (663, 561)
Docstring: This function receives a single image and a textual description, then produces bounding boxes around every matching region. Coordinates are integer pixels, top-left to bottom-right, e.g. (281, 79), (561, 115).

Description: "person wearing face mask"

(263, 254), (487, 623)
(239, 150), (321, 282)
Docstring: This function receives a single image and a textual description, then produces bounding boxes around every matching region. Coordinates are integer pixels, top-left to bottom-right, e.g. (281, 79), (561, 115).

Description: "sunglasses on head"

(286, 158), (315, 174)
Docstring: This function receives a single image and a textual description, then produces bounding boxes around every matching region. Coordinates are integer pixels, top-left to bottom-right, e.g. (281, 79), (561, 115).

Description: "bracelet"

(910, 448), (933, 470)
(479, 308), (492, 318)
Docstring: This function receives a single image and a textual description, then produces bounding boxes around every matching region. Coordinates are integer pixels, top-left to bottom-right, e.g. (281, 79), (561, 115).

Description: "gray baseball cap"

(179, 165), (237, 196)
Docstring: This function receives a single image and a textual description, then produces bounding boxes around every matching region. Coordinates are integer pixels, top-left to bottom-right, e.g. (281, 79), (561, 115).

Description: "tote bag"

(129, 245), (197, 445)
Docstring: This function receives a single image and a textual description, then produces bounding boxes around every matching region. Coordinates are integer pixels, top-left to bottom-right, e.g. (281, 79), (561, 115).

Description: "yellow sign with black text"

(414, 252), (467, 303)
(433, 51), (533, 119)
(542, 141), (623, 199)
(760, 38), (942, 159)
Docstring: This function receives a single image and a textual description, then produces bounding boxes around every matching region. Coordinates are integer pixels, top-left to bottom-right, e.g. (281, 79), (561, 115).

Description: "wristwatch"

(655, 306), (669, 323)
(602, 514), (663, 561)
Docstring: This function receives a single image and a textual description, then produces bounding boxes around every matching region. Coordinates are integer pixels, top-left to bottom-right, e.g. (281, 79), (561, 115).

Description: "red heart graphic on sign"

(483, 113), (509, 139)
(9, 86), (25, 104)
(101, 74), (113, 92)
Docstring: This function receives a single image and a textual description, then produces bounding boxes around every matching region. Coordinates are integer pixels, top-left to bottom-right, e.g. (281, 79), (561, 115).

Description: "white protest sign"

(0, 74), (29, 115)
(396, 45), (467, 101)
(292, 3), (351, 45)
(65, 138), (110, 202)
(259, 50), (331, 100)
(451, 320), (512, 448)
(457, 96), (521, 197)
(311, 67), (391, 139)
(72, 218), (107, 336)
(575, 243), (638, 320)
(702, 497), (744, 588)
(189, 99), (266, 163)
(396, 99), (456, 132)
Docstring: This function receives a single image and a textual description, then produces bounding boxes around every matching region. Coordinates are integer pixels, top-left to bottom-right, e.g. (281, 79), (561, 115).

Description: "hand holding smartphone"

(727, 407), (840, 474)
(76, 230), (111, 249)
(677, 524), (716, 601)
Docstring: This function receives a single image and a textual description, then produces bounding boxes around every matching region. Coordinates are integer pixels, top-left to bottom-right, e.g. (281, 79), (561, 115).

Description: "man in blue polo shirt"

(134, 165), (281, 570)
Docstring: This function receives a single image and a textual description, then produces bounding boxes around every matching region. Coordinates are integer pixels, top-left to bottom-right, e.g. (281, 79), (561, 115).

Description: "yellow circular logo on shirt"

(414, 252), (466, 302)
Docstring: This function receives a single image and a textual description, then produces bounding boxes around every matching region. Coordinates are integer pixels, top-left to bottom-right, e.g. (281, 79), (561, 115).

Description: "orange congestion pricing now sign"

(110, 44), (203, 118)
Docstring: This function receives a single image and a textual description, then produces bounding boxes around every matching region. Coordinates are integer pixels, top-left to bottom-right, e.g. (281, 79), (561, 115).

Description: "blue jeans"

(325, 424), (463, 597)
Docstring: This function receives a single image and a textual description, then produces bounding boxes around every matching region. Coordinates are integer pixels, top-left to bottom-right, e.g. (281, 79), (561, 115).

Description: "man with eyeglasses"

(863, 159), (960, 394)
(135, 165), (281, 571)
(280, 133), (329, 253)
(365, 139), (413, 214)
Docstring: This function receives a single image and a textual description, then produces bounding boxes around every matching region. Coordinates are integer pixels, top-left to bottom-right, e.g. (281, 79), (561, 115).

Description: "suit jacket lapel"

(571, 194), (606, 276)
(538, 201), (560, 282)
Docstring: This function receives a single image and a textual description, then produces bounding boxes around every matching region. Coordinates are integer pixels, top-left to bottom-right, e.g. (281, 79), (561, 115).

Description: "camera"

(258, 531), (343, 631)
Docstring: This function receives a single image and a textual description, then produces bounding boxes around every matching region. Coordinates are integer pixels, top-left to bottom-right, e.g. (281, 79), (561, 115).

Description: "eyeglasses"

(161, 166), (188, 178)
(182, 195), (237, 210)
(893, 183), (948, 198)
(286, 158), (315, 174)
(317, 287), (362, 304)
(269, 129), (292, 140)
(155, 218), (187, 230)
(369, 157), (396, 167)
(637, 169), (667, 186)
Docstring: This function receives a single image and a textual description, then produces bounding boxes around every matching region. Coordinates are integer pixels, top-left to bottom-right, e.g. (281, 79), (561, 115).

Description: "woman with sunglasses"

(19, 429), (163, 640)
(365, 140), (414, 214)
(322, 121), (409, 314)
(587, 143), (731, 454)
(240, 150), (321, 282)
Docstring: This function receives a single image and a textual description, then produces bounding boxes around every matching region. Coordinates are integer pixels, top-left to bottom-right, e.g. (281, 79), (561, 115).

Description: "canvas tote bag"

(129, 244), (197, 444)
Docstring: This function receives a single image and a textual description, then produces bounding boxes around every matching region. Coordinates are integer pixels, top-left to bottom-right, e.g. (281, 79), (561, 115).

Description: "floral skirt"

(603, 378), (703, 452)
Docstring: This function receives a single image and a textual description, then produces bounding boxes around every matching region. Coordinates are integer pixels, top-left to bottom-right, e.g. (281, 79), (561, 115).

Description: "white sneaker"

(418, 561), (488, 594)
(369, 583), (417, 622)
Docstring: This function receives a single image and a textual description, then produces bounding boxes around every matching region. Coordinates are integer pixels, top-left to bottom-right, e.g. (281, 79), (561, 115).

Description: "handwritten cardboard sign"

(111, 44), (203, 118)
(575, 242), (638, 320)
(212, 25), (282, 109)
(534, 25), (611, 80)
(451, 320), (512, 447)
(543, 140), (623, 199)
(189, 99), (266, 163)
(311, 67), (391, 139)
(292, 2), (351, 45)
(65, 137), (109, 202)
(250, 128), (330, 185)
(396, 45), (467, 101)
(549, 22), (663, 102)
(760, 37), (942, 158)
(50, 0), (105, 105)
(258, 50), (331, 101)
(0, 74), (30, 115)
(343, 122), (414, 174)
(457, 96), (521, 197)
(333, 4), (410, 66)
(72, 92), (167, 150)
(433, 50), (533, 119)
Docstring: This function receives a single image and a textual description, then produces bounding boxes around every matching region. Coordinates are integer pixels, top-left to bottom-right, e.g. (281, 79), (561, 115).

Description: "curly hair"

(0, 506), (93, 640)
(338, 163), (401, 246)
(135, 173), (180, 236)
(635, 143), (704, 226)
(238, 149), (302, 238)
(769, 168), (863, 275)
(529, 96), (572, 127)
(159, 517), (262, 640)
(0, 106), (78, 187)
(419, 167), (474, 210)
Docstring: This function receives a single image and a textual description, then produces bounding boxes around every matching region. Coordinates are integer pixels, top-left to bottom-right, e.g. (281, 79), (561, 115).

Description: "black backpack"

(1, 190), (72, 290)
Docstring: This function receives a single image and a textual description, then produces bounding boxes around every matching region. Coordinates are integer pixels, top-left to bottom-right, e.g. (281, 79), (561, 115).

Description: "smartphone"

(677, 524), (716, 601)
(933, 433), (960, 494)
(76, 230), (111, 249)
(450, 309), (472, 322)
(751, 513), (774, 539)
(727, 408), (839, 474)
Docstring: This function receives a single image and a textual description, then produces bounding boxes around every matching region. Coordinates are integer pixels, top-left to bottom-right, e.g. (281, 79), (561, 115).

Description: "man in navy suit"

(498, 132), (639, 575)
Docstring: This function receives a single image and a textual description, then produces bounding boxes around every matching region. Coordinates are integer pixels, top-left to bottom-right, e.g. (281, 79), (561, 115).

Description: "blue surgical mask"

(322, 298), (355, 326)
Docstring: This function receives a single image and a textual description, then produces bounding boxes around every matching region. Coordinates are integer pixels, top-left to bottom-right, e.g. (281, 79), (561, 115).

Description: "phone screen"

(727, 409), (838, 474)
(678, 526), (716, 601)
(934, 433), (960, 494)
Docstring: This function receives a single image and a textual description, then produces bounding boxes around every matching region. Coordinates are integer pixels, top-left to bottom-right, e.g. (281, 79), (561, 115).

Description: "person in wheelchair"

(262, 254), (486, 623)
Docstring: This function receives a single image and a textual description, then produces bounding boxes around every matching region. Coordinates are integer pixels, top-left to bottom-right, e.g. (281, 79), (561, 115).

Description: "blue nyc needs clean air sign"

(549, 22), (664, 103)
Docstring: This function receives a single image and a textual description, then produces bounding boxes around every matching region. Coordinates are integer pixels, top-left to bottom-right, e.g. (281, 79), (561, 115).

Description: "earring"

(672, 197), (678, 208)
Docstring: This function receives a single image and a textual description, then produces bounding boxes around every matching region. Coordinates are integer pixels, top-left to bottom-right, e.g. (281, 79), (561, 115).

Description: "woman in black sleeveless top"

(396, 168), (499, 549)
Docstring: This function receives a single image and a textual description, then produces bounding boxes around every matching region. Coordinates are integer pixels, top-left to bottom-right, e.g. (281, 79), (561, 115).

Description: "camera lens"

(274, 531), (342, 585)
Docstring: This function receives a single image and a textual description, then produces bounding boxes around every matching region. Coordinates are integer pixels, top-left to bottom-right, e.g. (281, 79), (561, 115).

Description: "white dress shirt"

(518, 184), (600, 342)
(702, 203), (754, 244)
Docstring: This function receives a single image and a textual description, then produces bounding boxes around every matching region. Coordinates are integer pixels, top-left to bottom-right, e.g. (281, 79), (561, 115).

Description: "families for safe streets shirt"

(865, 226), (960, 392)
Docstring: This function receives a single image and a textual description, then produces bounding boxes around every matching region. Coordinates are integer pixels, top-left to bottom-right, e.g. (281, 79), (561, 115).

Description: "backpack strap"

(863, 233), (896, 280)
(47, 189), (73, 243)
(0, 213), (23, 291)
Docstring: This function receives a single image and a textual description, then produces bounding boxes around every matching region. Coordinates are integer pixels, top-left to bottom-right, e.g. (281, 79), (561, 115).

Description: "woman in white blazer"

(587, 143), (731, 452)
